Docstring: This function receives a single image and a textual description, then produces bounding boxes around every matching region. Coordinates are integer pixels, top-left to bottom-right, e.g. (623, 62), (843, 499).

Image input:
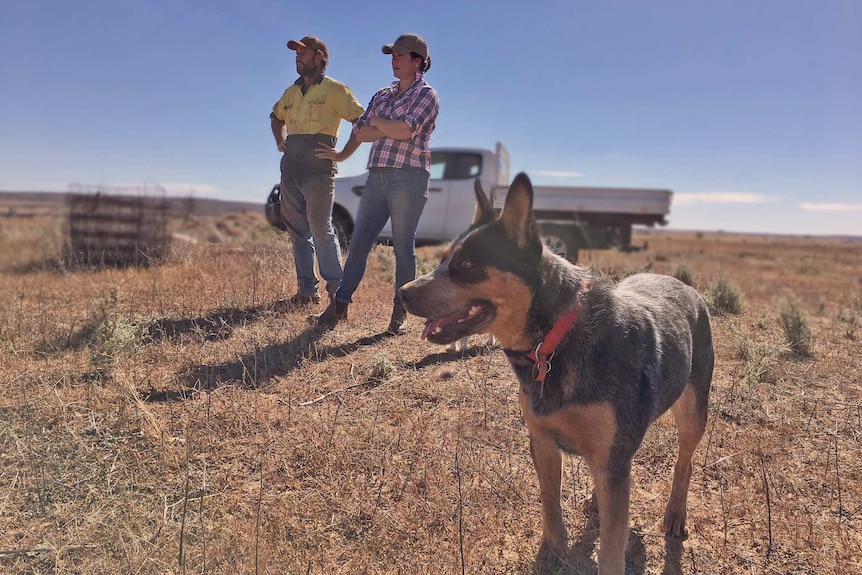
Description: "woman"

(315, 33), (439, 335)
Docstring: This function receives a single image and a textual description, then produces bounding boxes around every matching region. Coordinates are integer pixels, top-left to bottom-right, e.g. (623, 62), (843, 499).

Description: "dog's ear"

(500, 172), (538, 248)
(472, 178), (496, 226)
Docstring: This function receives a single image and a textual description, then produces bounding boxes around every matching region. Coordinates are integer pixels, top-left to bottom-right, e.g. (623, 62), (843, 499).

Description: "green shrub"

(837, 307), (858, 340)
(417, 253), (441, 276)
(705, 276), (743, 315)
(733, 335), (787, 386)
(836, 292), (860, 340)
(779, 298), (813, 357)
(87, 289), (145, 378)
(726, 332), (788, 422)
(672, 265), (695, 286)
(372, 246), (396, 282)
(587, 261), (610, 279)
(369, 352), (394, 383)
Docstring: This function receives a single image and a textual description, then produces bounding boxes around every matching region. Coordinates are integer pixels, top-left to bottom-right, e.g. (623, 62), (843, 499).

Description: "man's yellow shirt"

(272, 76), (364, 138)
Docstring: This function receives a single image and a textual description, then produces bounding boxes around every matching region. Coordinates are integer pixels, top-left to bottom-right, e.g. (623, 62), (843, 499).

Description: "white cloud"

(532, 170), (585, 179)
(673, 192), (772, 206)
(69, 181), (221, 198)
(799, 203), (862, 212)
(159, 182), (221, 197)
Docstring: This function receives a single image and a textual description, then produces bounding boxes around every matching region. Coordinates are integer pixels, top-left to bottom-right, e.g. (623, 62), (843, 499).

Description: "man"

(270, 36), (365, 307)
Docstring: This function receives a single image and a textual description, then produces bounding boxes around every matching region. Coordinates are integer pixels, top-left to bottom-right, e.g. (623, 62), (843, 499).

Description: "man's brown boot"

(316, 299), (348, 329)
(387, 303), (408, 336)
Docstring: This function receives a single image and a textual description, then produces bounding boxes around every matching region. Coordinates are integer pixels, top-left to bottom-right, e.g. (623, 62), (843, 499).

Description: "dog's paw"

(447, 337), (468, 352)
(662, 511), (689, 540)
(535, 540), (567, 569)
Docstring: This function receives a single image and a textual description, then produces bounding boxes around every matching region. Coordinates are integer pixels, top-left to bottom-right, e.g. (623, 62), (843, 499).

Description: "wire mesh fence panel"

(66, 186), (170, 268)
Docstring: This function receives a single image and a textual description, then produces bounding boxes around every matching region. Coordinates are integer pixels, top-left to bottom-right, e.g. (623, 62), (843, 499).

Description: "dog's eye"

(449, 251), (487, 283)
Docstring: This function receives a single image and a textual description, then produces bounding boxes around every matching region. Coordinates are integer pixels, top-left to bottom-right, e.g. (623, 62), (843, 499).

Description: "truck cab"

(330, 143), (509, 247)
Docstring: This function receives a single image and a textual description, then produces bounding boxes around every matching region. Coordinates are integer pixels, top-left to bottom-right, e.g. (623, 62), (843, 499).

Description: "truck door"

(441, 151), (484, 240)
(376, 152), (447, 241)
(414, 152), (448, 240)
(377, 151), (484, 243)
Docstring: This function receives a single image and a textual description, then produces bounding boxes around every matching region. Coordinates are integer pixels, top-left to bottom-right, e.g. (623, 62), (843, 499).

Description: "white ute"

(327, 142), (671, 262)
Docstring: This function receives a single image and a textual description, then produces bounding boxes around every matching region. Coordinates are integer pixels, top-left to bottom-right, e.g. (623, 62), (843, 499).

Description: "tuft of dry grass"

(705, 275), (744, 316)
(1, 214), (860, 574)
(778, 297), (814, 358)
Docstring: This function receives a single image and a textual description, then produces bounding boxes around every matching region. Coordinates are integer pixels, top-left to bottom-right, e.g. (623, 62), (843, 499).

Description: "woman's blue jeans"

(335, 167), (429, 305)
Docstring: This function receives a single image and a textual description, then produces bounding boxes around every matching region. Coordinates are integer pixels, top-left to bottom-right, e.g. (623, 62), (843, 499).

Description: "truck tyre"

(331, 210), (351, 253)
(618, 224), (633, 250)
(540, 225), (579, 262)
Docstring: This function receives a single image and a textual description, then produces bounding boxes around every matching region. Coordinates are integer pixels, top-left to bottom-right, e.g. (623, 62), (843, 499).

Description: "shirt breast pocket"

(307, 100), (326, 125)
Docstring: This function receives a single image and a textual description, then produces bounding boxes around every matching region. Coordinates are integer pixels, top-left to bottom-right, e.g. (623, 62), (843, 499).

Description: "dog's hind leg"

(664, 310), (713, 538)
(663, 384), (707, 538)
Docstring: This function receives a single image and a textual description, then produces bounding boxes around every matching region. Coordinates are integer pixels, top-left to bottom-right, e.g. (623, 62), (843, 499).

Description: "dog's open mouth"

(420, 302), (495, 345)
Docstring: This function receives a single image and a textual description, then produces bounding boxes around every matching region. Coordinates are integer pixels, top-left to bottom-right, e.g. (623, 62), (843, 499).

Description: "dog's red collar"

(527, 283), (589, 383)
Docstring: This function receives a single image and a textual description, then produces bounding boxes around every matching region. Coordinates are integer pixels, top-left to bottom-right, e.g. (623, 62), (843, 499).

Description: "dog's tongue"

(421, 307), (478, 339)
(421, 318), (448, 340)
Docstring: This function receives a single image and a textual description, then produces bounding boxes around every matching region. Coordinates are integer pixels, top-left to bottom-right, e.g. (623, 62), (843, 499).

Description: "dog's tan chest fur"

(519, 392), (618, 465)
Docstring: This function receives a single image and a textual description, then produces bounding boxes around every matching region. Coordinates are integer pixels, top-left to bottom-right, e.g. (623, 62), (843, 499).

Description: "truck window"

(452, 153), (482, 179)
(429, 152), (483, 180)
(429, 153), (447, 180)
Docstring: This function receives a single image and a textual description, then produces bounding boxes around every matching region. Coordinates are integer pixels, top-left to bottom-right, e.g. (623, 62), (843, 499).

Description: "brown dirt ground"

(0, 211), (860, 574)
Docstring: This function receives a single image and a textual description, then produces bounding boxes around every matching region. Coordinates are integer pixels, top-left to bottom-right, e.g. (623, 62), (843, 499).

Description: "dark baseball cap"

(287, 36), (328, 59)
(382, 33), (429, 59)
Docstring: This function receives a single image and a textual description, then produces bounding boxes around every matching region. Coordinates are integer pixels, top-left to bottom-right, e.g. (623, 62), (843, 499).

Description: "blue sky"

(1, 0), (860, 236)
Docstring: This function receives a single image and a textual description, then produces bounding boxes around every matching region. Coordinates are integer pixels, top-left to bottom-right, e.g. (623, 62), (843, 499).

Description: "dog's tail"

(689, 303), (714, 420)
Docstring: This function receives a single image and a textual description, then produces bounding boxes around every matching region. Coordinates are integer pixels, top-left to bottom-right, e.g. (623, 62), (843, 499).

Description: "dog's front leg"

(592, 467), (631, 575)
(528, 429), (567, 561)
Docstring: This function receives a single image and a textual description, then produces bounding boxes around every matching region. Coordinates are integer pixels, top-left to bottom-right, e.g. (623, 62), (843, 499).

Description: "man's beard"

(297, 61), (320, 77)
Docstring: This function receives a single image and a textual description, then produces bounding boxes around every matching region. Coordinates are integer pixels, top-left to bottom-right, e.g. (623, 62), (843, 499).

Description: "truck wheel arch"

(331, 205), (353, 252)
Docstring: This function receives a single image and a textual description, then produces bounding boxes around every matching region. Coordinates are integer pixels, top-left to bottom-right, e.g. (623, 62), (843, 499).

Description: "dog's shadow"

(406, 341), (496, 370)
(525, 496), (662, 575)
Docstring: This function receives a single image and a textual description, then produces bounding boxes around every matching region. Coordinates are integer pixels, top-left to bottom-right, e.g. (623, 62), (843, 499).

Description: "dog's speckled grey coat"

(399, 173), (714, 574)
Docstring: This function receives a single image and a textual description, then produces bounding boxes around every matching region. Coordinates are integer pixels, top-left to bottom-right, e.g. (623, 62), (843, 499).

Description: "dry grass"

(1, 212), (860, 574)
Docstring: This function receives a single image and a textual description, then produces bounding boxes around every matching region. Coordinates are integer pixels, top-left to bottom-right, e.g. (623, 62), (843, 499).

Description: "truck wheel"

(331, 210), (351, 253)
(540, 226), (579, 262)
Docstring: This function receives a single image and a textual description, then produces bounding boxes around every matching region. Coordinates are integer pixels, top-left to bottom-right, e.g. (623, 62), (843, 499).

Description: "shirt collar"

(389, 72), (425, 94)
(294, 73), (325, 87)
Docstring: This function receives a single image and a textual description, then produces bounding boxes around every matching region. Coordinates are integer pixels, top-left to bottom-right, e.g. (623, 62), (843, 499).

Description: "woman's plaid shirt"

(354, 73), (439, 171)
